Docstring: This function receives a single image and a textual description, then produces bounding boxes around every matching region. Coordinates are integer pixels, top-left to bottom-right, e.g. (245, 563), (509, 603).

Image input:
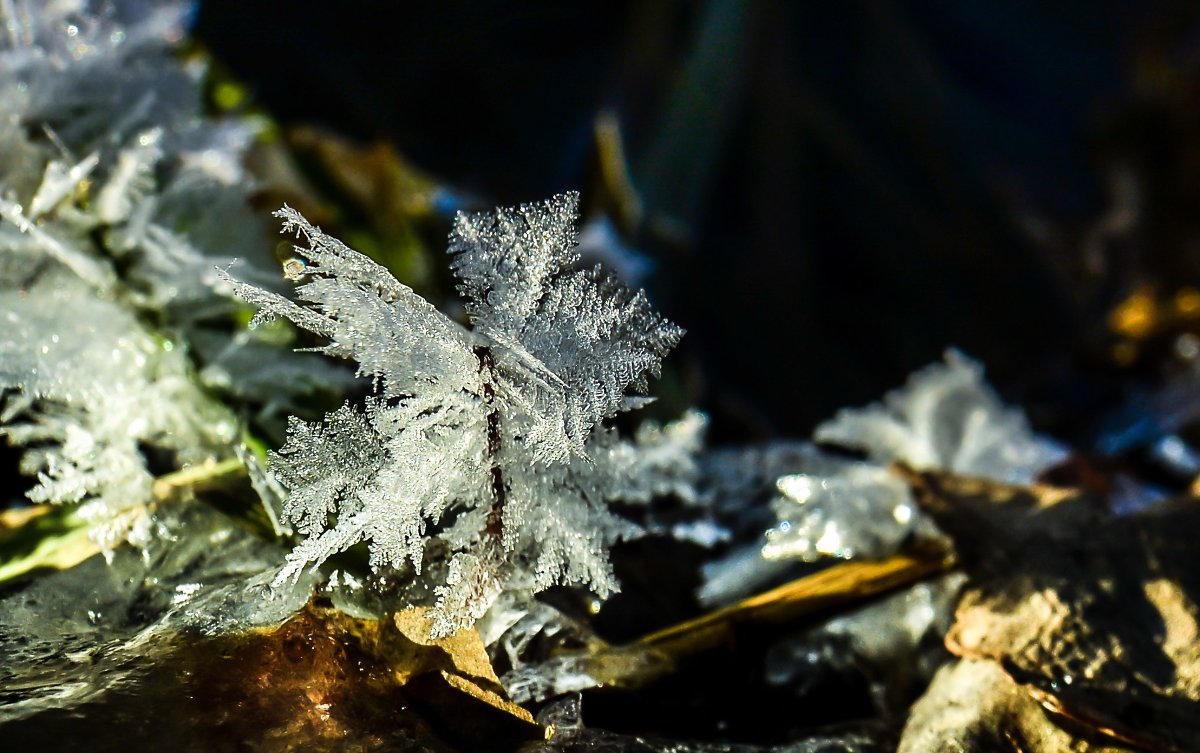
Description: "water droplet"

(282, 257), (307, 281)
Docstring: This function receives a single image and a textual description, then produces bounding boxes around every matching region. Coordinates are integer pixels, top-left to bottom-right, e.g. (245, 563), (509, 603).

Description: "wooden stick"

(585, 547), (956, 691)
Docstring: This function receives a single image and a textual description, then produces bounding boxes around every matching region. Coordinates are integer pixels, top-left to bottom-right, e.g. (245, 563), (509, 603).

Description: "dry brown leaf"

(390, 607), (537, 726)
(899, 659), (1138, 753)
(902, 467), (1200, 753)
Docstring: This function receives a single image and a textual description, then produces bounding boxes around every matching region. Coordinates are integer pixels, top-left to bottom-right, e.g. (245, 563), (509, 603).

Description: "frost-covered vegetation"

(223, 196), (686, 634)
(0, 0), (702, 636)
(0, 0), (261, 549)
(5, 2), (1196, 752)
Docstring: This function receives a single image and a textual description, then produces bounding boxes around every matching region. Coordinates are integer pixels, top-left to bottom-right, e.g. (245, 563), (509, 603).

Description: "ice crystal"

(0, 271), (237, 549)
(0, 0), (346, 545)
(815, 350), (1066, 483)
(701, 353), (1064, 608)
(0, 0), (340, 418)
(446, 193), (683, 462)
(224, 195), (684, 634)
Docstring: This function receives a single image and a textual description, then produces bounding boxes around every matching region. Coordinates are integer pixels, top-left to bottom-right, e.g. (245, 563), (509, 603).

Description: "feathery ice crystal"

(816, 350), (1067, 483)
(224, 193), (684, 634)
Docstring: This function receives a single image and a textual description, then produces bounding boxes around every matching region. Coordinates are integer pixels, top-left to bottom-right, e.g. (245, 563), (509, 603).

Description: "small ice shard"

(479, 590), (615, 704)
(763, 464), (943, 563)
(503, 654), (602, 705)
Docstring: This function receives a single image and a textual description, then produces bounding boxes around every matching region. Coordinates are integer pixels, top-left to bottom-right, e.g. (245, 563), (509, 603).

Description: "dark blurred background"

(194, 0), (1200, 445)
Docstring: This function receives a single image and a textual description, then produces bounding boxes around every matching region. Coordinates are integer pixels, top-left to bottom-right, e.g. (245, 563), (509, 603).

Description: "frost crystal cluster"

(766, 352), (1066, 565)
(816, 350), (1067, 483)
(0, 0), (235, 542)
(700, 351), (1065, 605)
(1, 270), (236, 549)
(225, 193), (684, 634)
(0, 0), (336, 547)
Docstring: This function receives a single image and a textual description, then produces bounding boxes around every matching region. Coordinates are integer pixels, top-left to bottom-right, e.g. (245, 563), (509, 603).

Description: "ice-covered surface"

(0, 526), (542, 752)
(815, 350), (1067, 484)
(766, 573), (965, 718)
(0, 503), (309, 724)
(1094, 363), (1200, 456)
(474, 589), (619, 705)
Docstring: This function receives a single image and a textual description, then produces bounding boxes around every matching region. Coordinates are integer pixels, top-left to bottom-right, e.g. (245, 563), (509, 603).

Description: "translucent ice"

(0, 503), (310, 724)
(763, 464), (942, 563)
